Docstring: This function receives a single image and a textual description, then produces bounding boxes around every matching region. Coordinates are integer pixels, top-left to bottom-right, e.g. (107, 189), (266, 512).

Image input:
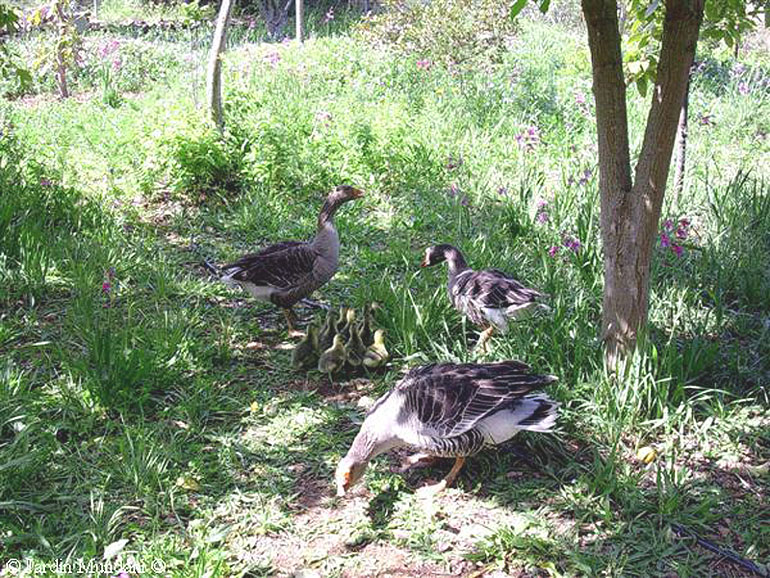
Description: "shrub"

(358, 0), (519, 70)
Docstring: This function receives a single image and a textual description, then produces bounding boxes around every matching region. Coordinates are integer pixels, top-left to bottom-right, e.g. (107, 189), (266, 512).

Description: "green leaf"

(510, 0), (528, 20)
(539, 0), (551, 14)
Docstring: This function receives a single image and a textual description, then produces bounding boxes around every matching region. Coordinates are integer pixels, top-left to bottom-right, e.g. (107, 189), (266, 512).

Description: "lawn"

(1, 2), (769, 576)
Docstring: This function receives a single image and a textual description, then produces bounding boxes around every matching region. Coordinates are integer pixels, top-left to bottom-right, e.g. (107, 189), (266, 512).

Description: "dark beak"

(420, 258), (429, 268)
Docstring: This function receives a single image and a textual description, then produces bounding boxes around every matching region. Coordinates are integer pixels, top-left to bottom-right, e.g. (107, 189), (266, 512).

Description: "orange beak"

(351, 188), (365, 199)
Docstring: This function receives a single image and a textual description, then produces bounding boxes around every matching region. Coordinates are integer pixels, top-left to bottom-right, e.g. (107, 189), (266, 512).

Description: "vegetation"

(1, 1), (768, 575)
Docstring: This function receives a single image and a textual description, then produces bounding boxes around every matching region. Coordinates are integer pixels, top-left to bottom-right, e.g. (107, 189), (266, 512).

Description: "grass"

(1, 3), (769, 576)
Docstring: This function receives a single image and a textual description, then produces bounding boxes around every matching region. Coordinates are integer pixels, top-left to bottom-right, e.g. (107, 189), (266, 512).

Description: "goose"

(335, 360), (558, 496)
(362, 329), (389, 369)
(359, 303), (375, 346)
(318, 334), (347, 376)
(421, 244), (547, 350)
(292, 323), (319, 370)
(318, 308), (339, 352)
(345, 323), (367, 368)
(219, 186), (364, 336)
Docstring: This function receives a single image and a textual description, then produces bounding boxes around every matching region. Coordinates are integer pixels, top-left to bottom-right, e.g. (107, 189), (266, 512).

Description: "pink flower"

(448, 183), (459, 199)
(416, 59), (432, 71)
(574, 90), (586, 106)
(264, 52), (281, 67)
(102, 281), (111, 294)
(112, 57), (121, 72)
(563, 235), (581, 253)
(671, 245), (683, 258)
(535, 211), (549, 224)
(548, 246), (559, 258)
(738, 82), (750, 96)
(536, 198), (548, 209)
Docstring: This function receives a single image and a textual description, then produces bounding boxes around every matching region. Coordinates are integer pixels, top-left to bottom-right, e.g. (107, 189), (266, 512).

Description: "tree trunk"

(206, 0), (235, 132)
(582, 0), (703, 369)
(672, 74), (690, 205)
(295, 0), (303, 42)
(54, 0), (70, 99)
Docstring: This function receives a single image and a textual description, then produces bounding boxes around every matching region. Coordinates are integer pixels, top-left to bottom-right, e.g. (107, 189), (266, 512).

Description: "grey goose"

(421, 244), (547, 350)
(335, 360), (558, 496)
(219, 185), (364, 335)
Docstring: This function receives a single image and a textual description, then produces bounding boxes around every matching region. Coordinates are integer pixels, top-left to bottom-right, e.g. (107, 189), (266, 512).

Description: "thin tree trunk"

(673, 74), (690, 205)
(54, 0), (69, 99)
(582, 0), (703, 369)
(295, 0), (303, 42)
(582, 0), (633, 367)
(206, 0), (235, 132)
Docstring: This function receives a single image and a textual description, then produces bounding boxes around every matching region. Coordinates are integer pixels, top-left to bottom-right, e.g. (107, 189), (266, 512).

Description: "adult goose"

(421, 244), (547, 350)
(335, 360), (558, 496)
(220, 185), (364, 335)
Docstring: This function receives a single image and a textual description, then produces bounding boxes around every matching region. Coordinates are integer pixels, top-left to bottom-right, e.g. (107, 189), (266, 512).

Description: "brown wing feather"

(222, 242), (318, 290)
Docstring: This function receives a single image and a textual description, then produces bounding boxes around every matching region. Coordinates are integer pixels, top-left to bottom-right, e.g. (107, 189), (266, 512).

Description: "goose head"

(335, 455), (368, 497)
(420, 244), (467, 270)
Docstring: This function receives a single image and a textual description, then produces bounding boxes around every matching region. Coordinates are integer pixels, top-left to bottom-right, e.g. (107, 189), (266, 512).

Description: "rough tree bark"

(582, 0), (704, 369)
(206, 0), (235, 132)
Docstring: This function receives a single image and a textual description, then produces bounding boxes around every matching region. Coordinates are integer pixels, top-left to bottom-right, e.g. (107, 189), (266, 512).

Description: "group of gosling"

(292, 304), (390, 374)
(211, 186), (558, 496)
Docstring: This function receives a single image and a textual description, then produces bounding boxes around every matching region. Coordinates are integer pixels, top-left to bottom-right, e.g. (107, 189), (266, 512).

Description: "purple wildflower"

(578, 168), (592, 186)
(699, 114), (713, 126)
(108, 267), (116, 279)
(567, 176), (575, 187)
(515, 125), (540, 152)
(660, 232), (671, 248)
(264, 51), (281, 67)
(738, 82), (750, 96)
(102, 281), (111, 294)
(460, 195), (470, 207)
(448, 183), (459, 199)
(548, 246), (559, 258)
(446, 155), (463, 170)
(40, 178), (52, 187)
(563, 235), (581, 253)
(497, 186), (508, 196)
(732, 63), (746, 78)
(663, 218), (674, 231)
(323, 7), (335, 24)
(535, 211), (549, 224)
(416, 59), (432, 71)
(671, 245), (683, 258)
(574, 90), (586, 106)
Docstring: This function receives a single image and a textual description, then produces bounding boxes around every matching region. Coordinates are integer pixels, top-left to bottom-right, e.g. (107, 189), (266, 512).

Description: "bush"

(358, 0), (519, 70)
(140, 113), (243, 204)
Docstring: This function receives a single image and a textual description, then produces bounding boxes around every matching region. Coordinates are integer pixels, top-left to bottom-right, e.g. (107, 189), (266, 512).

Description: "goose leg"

(474, 327), (495, 352)
(283, 308), (305, 338)
(417, 456), (466, 496)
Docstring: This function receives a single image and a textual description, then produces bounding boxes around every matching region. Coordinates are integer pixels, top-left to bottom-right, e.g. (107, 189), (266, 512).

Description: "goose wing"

(457, 269), (543, 310)
(392, 361), (555, 438)
(222, 241), (317, 289)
